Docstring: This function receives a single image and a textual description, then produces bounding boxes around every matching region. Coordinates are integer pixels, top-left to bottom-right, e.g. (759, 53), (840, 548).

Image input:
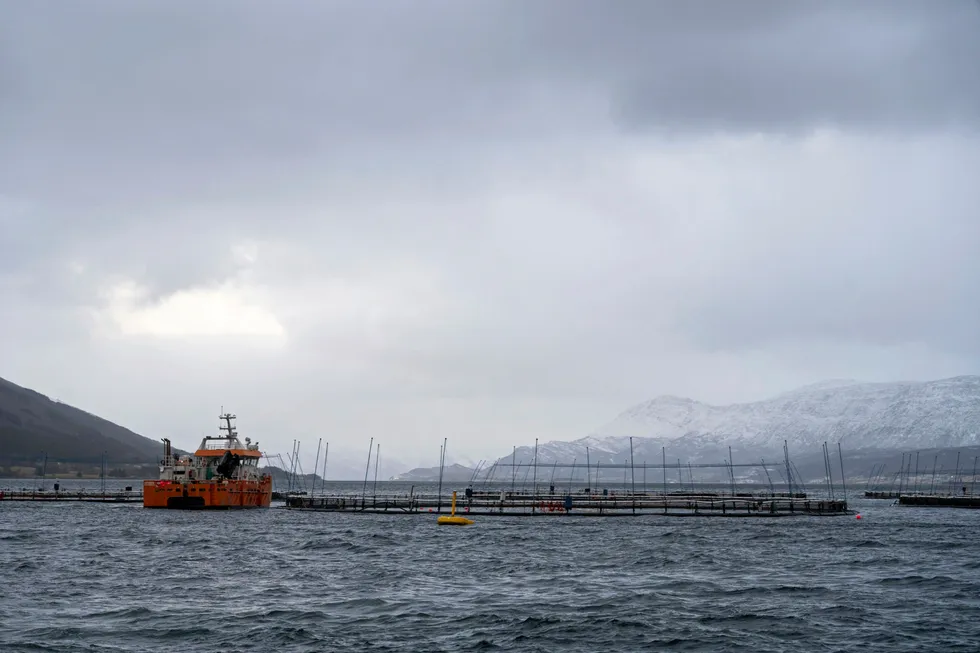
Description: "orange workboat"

(143, 412), (272, 509)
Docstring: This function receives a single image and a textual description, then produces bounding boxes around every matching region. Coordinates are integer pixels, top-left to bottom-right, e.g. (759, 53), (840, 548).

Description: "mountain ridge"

(395, 375), (980, 483)
(0, 375), (170, 475)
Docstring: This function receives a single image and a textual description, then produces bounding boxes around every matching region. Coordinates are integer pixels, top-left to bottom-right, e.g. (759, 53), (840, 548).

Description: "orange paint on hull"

(143, 477), (272, 509)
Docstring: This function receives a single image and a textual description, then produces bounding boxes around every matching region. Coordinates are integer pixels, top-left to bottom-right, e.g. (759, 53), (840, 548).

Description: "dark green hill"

(0, 375), (166, 473)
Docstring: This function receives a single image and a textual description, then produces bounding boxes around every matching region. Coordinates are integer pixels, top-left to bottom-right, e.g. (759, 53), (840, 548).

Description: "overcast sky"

(2, 0), (978, 473)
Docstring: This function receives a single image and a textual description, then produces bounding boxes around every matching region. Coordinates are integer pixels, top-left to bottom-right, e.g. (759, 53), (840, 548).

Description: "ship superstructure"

(143, 412), (272, 509)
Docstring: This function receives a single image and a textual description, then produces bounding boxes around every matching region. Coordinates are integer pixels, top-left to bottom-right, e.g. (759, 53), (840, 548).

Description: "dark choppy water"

(2, 482), (979, 652)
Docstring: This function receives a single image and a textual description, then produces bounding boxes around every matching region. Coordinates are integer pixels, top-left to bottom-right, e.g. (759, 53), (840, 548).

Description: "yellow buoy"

(437, 491), (474, 526)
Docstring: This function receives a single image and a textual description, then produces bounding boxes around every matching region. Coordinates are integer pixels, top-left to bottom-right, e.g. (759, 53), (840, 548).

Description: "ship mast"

(219, 411), (238, 440)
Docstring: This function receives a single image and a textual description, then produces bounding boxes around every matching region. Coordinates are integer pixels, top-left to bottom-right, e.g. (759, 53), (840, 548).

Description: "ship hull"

(142, 478), (272, 509)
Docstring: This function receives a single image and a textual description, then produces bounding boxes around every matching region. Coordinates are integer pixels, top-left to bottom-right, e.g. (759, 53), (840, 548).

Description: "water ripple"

(1, 494), (980, 651)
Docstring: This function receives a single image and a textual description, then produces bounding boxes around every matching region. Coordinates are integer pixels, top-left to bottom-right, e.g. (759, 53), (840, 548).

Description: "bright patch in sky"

(98, 280), (287, 340)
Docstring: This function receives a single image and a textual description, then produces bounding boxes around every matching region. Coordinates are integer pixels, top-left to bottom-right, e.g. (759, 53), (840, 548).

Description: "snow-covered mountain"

(486, 376), (980, 478)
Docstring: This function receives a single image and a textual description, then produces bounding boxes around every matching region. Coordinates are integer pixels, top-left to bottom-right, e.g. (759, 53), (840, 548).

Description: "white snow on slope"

(493, 376), (980, 468)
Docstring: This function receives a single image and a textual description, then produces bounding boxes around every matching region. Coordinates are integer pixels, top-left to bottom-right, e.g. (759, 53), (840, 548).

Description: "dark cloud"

(4, 2), (977, 175)
(611, 1), (980, 133)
